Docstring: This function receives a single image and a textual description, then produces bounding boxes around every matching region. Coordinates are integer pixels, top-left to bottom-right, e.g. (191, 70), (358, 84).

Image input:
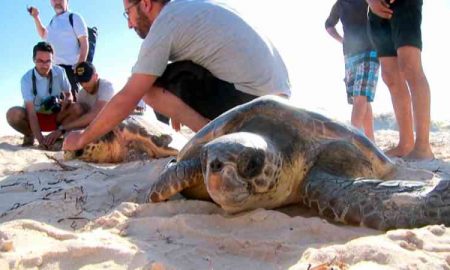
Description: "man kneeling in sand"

(44, 61), (115, 139)
(6, 42), (82, 148)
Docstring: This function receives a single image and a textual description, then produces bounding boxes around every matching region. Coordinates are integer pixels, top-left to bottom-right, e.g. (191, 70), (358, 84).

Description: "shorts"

(59, 64), (80, 102)
(344, 51), (380, 105)
(36, 112), (58, 132)
(368, 0), (423, 57)
(154, 61), (258, 123)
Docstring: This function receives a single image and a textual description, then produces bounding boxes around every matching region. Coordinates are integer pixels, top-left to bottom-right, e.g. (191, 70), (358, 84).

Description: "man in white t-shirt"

(28, 0), (89, 101)
(46, 62), (115, 139)
(63, 0), (291, 151)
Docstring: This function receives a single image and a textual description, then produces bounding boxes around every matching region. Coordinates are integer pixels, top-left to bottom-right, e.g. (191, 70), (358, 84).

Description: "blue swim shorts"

(344, 50), (380, 105)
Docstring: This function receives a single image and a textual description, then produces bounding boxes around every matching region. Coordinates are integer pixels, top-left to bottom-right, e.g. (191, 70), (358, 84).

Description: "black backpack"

(68, 13), (97, 63)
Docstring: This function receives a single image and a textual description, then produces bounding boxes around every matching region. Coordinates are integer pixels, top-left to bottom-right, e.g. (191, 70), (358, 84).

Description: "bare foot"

(403, 146), (435, 161)
(384, 145), (413, 158)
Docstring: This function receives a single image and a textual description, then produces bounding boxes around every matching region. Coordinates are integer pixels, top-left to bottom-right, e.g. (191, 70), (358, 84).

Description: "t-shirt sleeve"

(325, 2), (341, 29)
(131, 17), (176, 76)
(72, 13), (88, 38)
(97, 81), (115, 102)
(21, 72), (34, 103)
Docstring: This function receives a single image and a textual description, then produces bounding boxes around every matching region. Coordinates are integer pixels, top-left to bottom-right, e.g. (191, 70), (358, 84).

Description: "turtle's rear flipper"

(147, 159), (203, 203)
(301, 168), (450, 230)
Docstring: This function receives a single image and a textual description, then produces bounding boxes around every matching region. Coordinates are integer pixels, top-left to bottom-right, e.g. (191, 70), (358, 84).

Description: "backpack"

(69, 13), (97, 63)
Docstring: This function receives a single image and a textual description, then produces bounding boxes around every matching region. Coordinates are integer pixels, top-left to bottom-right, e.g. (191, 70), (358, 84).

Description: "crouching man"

(45, 61), (115, 138)
(6, 42), (82, 148)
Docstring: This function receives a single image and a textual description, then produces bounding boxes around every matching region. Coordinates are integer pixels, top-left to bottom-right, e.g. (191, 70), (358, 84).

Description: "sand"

(0, 129), (449, 270)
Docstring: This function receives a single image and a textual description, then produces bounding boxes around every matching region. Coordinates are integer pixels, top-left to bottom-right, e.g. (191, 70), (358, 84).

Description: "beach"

(0, 128), (449, 270)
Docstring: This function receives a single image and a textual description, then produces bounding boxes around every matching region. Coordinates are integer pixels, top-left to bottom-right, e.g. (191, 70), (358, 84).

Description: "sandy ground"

(0, 130), (449, 270)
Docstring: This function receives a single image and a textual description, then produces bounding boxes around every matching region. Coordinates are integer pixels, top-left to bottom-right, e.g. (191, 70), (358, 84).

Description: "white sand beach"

(0, 128), (449, 270)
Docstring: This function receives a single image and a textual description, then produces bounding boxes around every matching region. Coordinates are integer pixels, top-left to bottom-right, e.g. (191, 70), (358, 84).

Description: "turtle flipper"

(301, 167), (450, 230)
(147, 159), (203, 203)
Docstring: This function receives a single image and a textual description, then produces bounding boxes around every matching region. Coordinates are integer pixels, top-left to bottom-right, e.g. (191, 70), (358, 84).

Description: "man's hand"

(44, 130), (62, 146)
(171, 118), (181, 132)
(28, 6), (40, 19)
(63, 131), (86, 151)
(60, 98), (73, 112)
(367, 0), (395, 19)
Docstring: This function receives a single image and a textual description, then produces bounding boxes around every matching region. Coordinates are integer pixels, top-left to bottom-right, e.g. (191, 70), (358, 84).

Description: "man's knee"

(6, 107), (26, 126)
(397, 46), (424, 81)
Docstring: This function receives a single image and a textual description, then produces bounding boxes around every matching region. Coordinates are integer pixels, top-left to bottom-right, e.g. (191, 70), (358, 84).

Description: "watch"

(58, 125), (66, 135)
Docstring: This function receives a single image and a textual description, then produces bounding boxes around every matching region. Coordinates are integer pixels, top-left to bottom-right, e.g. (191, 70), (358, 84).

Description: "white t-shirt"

(46, 12), (88, 65)
(21, 65), (71, 111)
(132, 0), (291, 97)
(77, 78), (115, 111)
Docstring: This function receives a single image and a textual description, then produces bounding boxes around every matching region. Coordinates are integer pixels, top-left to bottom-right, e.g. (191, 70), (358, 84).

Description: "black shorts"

(368, 0), (423, 57)
(59, 64), (80, 101)
(153, 61), (258, 124)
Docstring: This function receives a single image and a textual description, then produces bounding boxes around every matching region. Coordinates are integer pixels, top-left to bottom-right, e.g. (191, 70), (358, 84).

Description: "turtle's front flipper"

(147, 159), (203, 203)
(301, 168), (450, 230)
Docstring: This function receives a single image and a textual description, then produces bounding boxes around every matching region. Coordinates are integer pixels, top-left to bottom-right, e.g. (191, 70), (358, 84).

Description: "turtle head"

(201, 132), (282, 213)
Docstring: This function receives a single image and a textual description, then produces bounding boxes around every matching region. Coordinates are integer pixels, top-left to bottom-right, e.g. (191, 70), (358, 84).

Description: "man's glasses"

(35, 59), (52, 65)
(123, 0), (142, 20)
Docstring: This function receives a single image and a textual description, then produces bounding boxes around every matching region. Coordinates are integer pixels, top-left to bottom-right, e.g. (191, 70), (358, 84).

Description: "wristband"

(58, 125), (66, 135)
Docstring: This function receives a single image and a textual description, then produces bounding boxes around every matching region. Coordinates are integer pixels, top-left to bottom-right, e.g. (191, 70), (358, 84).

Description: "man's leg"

(379, 57), (414, 157)
(57, 103), (86, 125)
(363, 102), (375, 142)
(397, 46), (434, 160)
(351, 96), (373, 141)
(59, 65), (79, 102)
(6, 106), (34, 145)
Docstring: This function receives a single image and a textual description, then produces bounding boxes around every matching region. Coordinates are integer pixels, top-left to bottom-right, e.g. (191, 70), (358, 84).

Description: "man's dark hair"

(33, 42), (54, 59)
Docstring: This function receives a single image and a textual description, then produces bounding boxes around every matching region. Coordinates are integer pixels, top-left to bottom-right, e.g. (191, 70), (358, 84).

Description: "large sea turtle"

(64, 116), (180, 163)
(148, 96), (450, 230)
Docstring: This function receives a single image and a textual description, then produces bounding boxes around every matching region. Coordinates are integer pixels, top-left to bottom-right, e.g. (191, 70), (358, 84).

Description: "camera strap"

(32, 69), (53, 96)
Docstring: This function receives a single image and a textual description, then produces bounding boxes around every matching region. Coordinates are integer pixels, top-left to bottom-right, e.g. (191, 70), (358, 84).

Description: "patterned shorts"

(344, 51), (380, 105)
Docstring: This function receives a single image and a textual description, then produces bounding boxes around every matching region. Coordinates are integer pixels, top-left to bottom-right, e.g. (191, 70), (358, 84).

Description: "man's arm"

(77, 36), (88, 63)
(24, 102), (45, 145)
(64, 100), (107, 130)
(29, 7), (48, 39)
(325, 2), (343, 43)
(63, 73), (209, 150)
(366, 0), (395, 19)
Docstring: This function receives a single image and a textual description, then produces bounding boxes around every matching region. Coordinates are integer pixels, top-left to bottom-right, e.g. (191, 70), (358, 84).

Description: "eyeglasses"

(123, 0), (142, 20)
(35, 59), (52, 65)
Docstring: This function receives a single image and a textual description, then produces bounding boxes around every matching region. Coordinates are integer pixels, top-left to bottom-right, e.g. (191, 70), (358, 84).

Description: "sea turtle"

(147, 96), (450, 230)
(64, 116), (180, 163)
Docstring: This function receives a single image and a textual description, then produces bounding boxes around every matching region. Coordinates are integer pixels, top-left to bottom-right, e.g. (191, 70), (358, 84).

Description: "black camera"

(41, 96), (62, 113)
(27, 6), (33, 14)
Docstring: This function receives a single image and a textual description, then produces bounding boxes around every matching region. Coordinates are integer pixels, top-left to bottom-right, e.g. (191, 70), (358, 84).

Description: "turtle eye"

(209, 158), (224, 173)
(237, 149), (265, 179)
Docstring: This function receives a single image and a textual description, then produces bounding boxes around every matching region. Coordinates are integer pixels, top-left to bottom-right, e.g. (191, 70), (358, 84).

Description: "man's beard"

(54, 6), (64, 14)
(134, 8), (152, 39)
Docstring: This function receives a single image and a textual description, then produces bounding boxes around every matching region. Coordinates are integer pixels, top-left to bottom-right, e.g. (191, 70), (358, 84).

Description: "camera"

(27, 5), (34, 15)
(40, 96), (62, 113)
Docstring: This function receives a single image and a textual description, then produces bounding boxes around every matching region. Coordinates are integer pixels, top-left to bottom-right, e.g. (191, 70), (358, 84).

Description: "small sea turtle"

(64, 116), (179, 163)
(148, 96), (449, 230)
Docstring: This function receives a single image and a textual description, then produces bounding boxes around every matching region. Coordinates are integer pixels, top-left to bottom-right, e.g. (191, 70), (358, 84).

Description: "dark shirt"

(325, 0), (375, 56)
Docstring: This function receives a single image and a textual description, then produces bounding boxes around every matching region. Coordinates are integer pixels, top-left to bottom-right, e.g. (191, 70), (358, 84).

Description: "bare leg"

(397, 46), (434, 160)
(58, 103), (86, 126)
(363, 101), (375, 142)
(351, 96), (374, 141)
(142, 86), (209, 132)
(379, 57), (414, 157)
(6, 107), (32, 136)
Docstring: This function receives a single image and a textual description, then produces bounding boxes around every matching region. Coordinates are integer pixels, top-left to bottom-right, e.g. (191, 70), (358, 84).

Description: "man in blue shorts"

(326, 0), (379, 141)
(367, 0), (434, 160)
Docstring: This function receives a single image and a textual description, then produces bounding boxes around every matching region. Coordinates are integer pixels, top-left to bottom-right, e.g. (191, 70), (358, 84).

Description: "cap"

(74, 61), (95, 83)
